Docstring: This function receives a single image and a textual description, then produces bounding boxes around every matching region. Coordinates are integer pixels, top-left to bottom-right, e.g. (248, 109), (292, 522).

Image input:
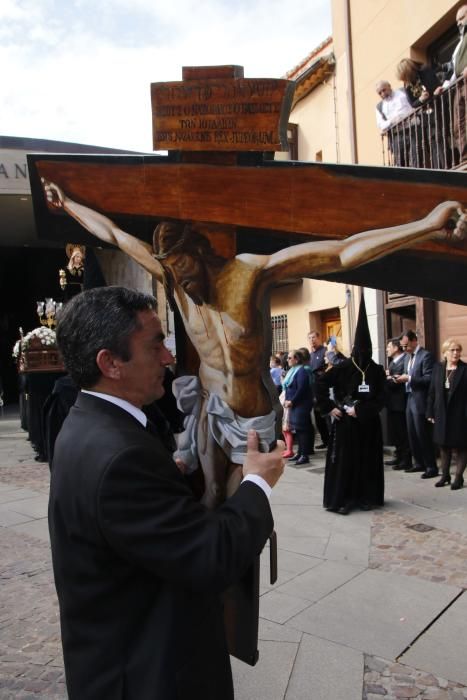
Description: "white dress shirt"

(376, 89), (413, 132)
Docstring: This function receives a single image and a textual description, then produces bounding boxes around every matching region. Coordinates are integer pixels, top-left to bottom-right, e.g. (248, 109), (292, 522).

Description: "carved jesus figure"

(42, 179), (465, 507)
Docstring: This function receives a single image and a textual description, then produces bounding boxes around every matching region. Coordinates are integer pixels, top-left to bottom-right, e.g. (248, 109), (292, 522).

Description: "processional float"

(28, 65), (467, 665)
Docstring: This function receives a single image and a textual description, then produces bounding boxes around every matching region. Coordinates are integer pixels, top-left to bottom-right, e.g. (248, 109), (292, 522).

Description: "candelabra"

(36, 298), (63, 329)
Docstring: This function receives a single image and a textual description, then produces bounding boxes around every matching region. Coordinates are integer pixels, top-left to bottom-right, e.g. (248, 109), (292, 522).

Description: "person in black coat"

(49, 287), (284, 700)
(385, 338), (411, 469)
(307, 330), (329, 449)
(42, 375), (79, 467)
(284, 349), (313, 465)
(315, 296), (385, 515)
(427, 339), (467, 490)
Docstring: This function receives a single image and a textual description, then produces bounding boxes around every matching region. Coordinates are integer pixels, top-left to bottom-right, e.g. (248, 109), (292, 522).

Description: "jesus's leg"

(197, 399), (231, 509)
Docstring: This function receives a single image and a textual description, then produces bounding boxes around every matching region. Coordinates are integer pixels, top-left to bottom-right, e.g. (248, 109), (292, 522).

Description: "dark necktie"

(406, 355), (414, 393)
(145, 418), (176, 453)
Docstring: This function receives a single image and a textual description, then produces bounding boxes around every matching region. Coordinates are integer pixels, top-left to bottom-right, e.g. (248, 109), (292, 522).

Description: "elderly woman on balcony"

(396, 58), (444, 169)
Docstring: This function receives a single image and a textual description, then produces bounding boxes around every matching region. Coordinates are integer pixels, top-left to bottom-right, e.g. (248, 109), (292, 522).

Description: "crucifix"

(29, 64), (467, 664)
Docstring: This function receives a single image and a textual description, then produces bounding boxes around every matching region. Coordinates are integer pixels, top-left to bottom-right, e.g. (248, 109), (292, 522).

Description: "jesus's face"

(164, 252), (209, 305)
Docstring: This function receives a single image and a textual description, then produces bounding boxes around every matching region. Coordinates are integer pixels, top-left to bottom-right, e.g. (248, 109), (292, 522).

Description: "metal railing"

(381, 76), (467, 170)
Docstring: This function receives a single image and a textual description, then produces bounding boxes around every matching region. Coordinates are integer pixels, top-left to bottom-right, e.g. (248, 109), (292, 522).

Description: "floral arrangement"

(12, 327), (57, 358)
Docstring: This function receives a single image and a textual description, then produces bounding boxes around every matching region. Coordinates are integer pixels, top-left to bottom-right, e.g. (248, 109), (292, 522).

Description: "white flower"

(20, 327), (57, 350)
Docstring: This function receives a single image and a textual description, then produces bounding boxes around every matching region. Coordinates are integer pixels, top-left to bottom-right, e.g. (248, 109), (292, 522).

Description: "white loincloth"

(172, 375), (276, 473)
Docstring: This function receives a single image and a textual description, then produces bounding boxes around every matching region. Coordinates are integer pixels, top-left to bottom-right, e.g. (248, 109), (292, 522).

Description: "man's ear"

(96, 348), (122, 380)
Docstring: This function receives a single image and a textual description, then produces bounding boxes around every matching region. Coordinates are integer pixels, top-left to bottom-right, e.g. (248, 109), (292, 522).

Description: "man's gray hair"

(375, 79), (391, 92)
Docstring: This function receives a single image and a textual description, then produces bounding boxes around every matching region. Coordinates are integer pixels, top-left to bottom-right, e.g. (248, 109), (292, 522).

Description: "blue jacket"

(285, 366), (313, 431)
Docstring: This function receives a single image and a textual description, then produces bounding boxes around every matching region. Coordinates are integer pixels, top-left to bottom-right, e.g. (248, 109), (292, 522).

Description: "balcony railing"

(381, 76), (467, 170)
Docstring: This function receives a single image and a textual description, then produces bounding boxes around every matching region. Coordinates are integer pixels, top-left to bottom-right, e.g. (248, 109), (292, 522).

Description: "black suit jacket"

(405, 347), (434, 414)
(404, 65), (441, 108)
(385, 356), (407, 412)
(49, 393), (273, 700)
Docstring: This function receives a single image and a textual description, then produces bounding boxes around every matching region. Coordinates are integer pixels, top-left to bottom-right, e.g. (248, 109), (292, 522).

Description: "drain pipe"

(343, 0), (361, 345)
(344, 0), (358, 164)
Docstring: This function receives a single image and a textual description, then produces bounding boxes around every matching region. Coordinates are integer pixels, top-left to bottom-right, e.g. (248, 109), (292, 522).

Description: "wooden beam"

(32, 156), (467, 261)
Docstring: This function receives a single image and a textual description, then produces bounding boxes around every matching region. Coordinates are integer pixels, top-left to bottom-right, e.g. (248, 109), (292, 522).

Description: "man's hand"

(330, 407), (343, 420)
(434, 86), (444, 96)
(174, 457), (188, 475)
(345, 406), (357, 418)
(429, 202), (467, 241)
(242, 430), (284, 489)
(42, 178), (65, 210)
(395, 373), (409, 383)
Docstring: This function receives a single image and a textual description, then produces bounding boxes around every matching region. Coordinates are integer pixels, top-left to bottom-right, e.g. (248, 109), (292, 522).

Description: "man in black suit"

(396, 330), (438, 478)
(308, 330), (329, 449)
(385, 338), (411, 469)
(49, 286), (284, 700)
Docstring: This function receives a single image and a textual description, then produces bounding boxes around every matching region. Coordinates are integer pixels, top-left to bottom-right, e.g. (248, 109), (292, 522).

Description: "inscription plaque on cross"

(151, 64), (293, 151)
(28, 64), (467, 666)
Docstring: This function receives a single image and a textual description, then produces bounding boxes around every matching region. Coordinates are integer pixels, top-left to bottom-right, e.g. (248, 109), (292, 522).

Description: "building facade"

(270, 0), (467, 361)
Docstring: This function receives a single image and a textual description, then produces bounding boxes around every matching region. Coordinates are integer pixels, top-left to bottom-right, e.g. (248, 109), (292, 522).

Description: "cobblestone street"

(1, 413), (467, 699)
(0, 417), (65, 699)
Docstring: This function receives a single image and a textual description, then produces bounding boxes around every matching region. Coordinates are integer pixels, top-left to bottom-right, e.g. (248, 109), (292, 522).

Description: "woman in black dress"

(427, 339), (467, 490)
(60, 245), (85, 300)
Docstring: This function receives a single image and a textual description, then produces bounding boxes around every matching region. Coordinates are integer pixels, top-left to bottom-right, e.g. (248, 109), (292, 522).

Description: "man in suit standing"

(49, 286), (284, 700)
(396, 330), (438, 479)
(385, 338), (411, 470)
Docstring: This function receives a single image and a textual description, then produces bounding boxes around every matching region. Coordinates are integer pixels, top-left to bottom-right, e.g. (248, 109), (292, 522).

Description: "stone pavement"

(1, 413), (467, 700)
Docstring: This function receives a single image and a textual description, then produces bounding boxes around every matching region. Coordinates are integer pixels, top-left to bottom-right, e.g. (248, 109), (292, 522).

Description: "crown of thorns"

(153, 224), (191, 260)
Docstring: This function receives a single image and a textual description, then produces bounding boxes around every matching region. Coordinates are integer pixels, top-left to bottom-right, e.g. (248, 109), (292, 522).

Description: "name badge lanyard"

(351, 357), (371, 392)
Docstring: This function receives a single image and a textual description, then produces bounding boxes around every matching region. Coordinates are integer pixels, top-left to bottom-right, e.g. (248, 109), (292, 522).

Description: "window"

(271, 314), (289, 354)
(428, 24), (459, 78)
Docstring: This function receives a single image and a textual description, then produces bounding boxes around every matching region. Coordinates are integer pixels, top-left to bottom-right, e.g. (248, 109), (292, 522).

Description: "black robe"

(315, 359), (386, 511)
(62, 267), (84, 300)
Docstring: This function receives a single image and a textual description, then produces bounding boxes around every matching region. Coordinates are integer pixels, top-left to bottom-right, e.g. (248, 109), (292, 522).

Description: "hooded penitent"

(351, 294), (372, 369)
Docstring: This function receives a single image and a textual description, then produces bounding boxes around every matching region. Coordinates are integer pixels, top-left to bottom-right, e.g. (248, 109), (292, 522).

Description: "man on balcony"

(435, 4), (467, 163)
(375, 80), (413, 167)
